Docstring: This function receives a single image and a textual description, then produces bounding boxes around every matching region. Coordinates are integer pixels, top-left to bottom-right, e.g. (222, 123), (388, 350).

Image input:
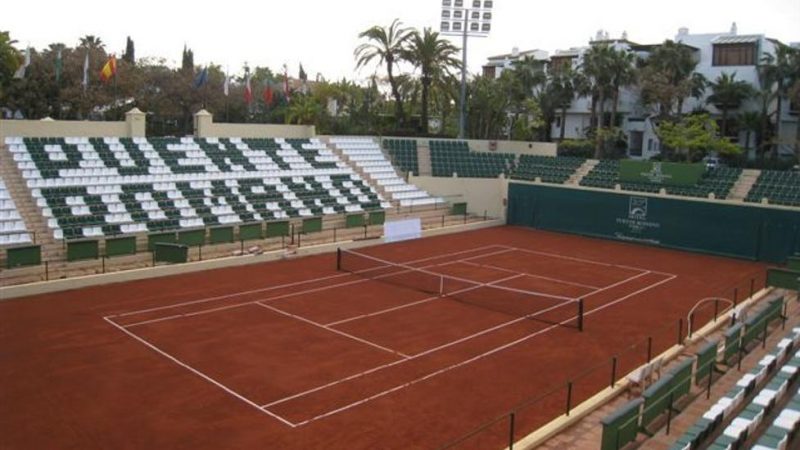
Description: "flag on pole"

(82, 52), (90, 92)
(13, 47), (31, 79)
(244, 72), (253, 104)
(193, 66), (208, 88)
(223, 73), (230, 97)
(283, 64), (291, 103)
(55, 49), (63, 84)
(99, 55), (117, 83)
(263, 84), (274, 107)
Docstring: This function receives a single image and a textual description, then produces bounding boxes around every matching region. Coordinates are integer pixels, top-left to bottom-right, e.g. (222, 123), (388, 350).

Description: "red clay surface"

(0, 226), (766, 449)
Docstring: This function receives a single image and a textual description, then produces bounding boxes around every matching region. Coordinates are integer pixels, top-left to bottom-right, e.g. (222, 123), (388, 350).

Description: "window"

(453, 22), (462, 31)
(629, 131), (643, 157)
(712, 43), (757, 66)
(441, 22), (450, 32)
(473, 0), (481, 7)
(483, 12), (492, 20)
(442, 0), (451, 5)
(481, 23), (491, 32)
(454, 0), (463, 6)
(471, 11), (480, 19)
(442, 10), (450, 18)
(484, 0), (493, 7)
(470, 22), (479, 31)
(453, 10), (463, 19)
(483, 66), (497, 78)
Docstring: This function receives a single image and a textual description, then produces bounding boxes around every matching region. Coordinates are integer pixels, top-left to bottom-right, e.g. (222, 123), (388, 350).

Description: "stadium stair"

(729, 169), (762, 202)
(567, 159), (599, 185)
(416, 141), (433, 177)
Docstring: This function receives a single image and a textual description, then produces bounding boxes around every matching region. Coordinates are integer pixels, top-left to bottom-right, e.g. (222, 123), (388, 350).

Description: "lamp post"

(440, 0), (494, 139)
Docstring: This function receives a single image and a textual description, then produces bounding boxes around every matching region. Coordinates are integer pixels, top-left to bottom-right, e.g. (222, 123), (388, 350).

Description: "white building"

(485, 25), (799, 160)
(481, 47), (549, 80)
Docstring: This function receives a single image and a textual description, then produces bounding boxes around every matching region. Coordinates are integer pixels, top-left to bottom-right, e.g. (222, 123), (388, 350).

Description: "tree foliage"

(657, 114), (740, 161)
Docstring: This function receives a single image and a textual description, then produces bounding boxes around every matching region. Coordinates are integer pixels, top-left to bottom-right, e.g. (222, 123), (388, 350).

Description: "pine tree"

(123, 36), (135, 64)
(181, 45), (194, 72)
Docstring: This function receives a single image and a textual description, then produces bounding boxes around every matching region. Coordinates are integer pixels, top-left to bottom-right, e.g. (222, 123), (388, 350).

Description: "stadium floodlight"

(440, 0), (493, 139)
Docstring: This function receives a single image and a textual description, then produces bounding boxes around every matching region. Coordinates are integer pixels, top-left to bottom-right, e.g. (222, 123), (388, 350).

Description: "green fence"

(302, 217), (323, 234)
(767, 268), (800, 290)
(619, 161), (704, 186)
(723, 324), (743, 364)
(508, 183), (800, 263)
(346, 214), (365, 228)
(67, 240), (99, 261)
(239, 223), (264, 241)
(148, 232), (177, 252)
(178, 229), (206, 246)
(788, 256), (800, 271)
(695, 340), (718, 385)
(600, 398), (643, 450)
(641, 373), (675, 429)
(154, 243), (188, 264)
(105, 236), (137, 257)
(669, 358), (694, 400)
(266, 221), (290, 238)
(369, 211), (386, 226)
(209, 226), (235, 244)
(6, 245), (41, 268)
(452, 202), (468, 215)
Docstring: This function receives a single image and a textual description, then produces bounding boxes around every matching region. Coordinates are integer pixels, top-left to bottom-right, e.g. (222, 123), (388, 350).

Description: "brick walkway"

(534, 290), (799, 450)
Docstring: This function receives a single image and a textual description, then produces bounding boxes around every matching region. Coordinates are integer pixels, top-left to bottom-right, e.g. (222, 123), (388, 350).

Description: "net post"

(565, 381), (573, 416)
(336, 248), (342, 271)
(578, 298), (584, 332)
(610, 356), (617, 388)
(677, 318), (683, 345)
(750, 278), (755, 299)
(508, 412), (515, 450)
(646, 336), (652, 363)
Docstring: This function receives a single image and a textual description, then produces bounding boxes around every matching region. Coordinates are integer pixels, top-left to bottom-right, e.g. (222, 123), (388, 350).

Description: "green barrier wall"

(767, 269), (800, 290)
(106, 237), (137, 257)
(641, 373), (675, 429)
(303, 217), (323, 234)
(346, 214), (365, 228)
(154, 243), (188, 264)
(452, 202), (468, 215)
(369, 211), (386, 226)
(724, 324), (743, 364)
(209, 226), (234, 244)
(620, 161), (704, 186)
(239, 223), (264, 241)
(6, 245), (41, 268)
(266, 221), (290, 238)
(669, 358), (694, 400)
(600, 398), (643, 450)
(788, 256), (800, 271)
(67, 240), (99, 261)
(695, 340), (718, 385)
(148, 233), (177, 252)
(508, 183), (800, 263)
(178, 229), (206, 246)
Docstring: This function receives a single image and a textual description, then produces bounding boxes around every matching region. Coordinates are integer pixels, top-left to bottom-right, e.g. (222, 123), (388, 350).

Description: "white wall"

(408, 175), (508, 219)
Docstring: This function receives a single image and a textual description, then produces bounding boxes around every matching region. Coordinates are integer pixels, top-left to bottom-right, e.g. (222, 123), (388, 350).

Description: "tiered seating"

(383, 139), (419, 176)
(330, 137), (443, 207)
(511, 155), (585, 184)
(581, 160), (741, 199)
(6, 136), (386, 240)
(0, 176), (31, 245)
(753, 387), (800, 449)
(746, 171), (800, 207)
(430, 140), (515, 178)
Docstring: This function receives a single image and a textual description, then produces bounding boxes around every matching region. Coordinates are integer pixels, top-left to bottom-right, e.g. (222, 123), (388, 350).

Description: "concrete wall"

(380, 136), (557, 157)
(1, 117), (129, 142)
(194, 110), (315, 139)
(409, 174), (508, 219)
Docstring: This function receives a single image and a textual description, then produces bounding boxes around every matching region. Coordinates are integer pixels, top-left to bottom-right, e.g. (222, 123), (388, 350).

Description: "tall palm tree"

(402, 28), (460, 134)
(638, 40), (703, 119)
(285, 94), (322, 125)
(354, 19), (413, 128)
(707, 72), (754, 138)
(581, 44), (616, 157)
(79, 35), (105, 51)
(0, 31), (21, 99)
(761, 45), (800, 158)
(549, 64), (579, 141)
(738, 111), (762, 155)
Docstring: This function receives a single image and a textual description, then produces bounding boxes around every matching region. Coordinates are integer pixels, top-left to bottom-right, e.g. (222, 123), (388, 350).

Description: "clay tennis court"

(0, 226), (767, 449)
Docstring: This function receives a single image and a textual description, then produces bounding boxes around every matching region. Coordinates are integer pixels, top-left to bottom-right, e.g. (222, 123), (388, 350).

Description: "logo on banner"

(615, 195), (661, 243)
(629, 197), (648, 220)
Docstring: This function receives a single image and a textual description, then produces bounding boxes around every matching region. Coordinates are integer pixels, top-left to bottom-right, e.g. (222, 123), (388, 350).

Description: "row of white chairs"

(0, 233), (32, 245)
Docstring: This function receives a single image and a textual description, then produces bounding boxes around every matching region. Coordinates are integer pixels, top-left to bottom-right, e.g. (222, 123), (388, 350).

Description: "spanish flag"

(99, 55), (117, 83)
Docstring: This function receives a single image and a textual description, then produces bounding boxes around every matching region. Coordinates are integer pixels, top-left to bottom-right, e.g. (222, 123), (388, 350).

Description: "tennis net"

(337, 248), (584, 331)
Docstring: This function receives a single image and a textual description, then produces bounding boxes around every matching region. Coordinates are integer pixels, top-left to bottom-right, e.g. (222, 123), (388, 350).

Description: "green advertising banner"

(619, 160), (705, 186)
(209, 227), (234, 244)
(507, 183), (800, 263)
(302, 217), (323, 234)
(266, 221), (290, 238)
(154, 243), (188, 264)
(67, 240), (99, 261)
(105, 237), (137, 257)
(6, 245), (41, 268)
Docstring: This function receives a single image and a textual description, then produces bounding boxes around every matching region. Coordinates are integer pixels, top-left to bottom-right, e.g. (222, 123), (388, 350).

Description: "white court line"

(255, 302), (411, 358)
(112, 244), (511, 320)
(284, 272), (679, 427)
(583, 271), (654, 298)
(103, 316), (297, 428)
(458, 260), (601, 290)
(324, 273), (527, 327)
(508, 246), (674, 276)
(121, 247), (519, 328)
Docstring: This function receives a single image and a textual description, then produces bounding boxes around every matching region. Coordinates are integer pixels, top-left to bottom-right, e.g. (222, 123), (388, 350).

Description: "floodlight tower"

(440, 0), (493, 139)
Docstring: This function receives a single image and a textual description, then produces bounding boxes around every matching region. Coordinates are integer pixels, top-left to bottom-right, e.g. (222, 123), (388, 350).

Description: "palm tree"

(608, 48), (637, 130)
(79, 35), (105, 51)
(285, 94), (322, 125)
(0, 31), (21, 99)
(581, 44), (617, 157)
(738, 111), (762, 156)
(354, 19), (413, 128)
(638, 40), (703, 118)
(402, 28), (460, 134)
(761, 45), (800, 158)
(549, 65), (579, 141)
(707, 72), (754, 138)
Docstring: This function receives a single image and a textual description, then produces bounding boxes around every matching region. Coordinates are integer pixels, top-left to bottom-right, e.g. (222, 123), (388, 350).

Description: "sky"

(5, 0), (800, 83)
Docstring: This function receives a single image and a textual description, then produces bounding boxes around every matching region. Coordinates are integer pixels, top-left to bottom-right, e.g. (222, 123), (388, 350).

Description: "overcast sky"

(5, 0), (800, 82)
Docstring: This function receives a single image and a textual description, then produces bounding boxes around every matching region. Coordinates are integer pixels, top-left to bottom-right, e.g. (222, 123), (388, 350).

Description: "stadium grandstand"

(1, 111), (799, 450)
